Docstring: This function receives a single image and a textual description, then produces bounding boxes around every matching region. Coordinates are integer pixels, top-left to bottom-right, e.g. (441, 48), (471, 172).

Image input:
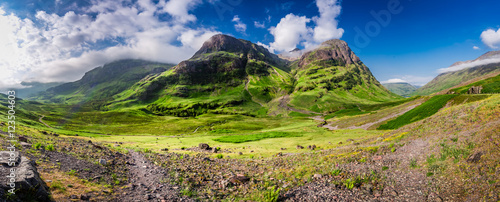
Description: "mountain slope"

(30, 59), (174, 107)
(382, 82), (418, 97)
(288, 39), (400, 113)
(413, 51), (500, 96)
(14, 82), (64, 99)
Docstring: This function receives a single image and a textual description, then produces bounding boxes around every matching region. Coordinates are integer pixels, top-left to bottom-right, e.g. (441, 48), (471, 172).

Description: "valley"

(1, 34), (499, 201)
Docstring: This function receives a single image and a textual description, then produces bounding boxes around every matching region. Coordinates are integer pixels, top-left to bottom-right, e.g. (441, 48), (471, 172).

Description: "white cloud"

(232, 15), (247, 33)
(481, 28), (500, 49)
(269, 14), (311, 52)
(254, 21), (265, 28)
(438, 57), (500, 73)
(381, 79), (407, 84)
(0, 0), (218, 92)
(265, 0), (344, 53)
(160, 0), (201, 23)
(473, 46), (480, 50)
(381, 75), (434, 86)
(312, 0), (344, 43)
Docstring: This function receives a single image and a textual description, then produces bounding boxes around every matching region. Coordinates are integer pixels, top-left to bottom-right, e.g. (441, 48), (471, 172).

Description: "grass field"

(378, 95), (458, 129)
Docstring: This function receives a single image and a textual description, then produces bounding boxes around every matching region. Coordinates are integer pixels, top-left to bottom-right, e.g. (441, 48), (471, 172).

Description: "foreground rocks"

(0, 151), (52, 202)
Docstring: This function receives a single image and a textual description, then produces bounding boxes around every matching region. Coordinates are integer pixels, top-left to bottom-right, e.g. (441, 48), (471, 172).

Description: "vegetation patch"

(378, 95), (458, 129)
(213, 131), (301, 143)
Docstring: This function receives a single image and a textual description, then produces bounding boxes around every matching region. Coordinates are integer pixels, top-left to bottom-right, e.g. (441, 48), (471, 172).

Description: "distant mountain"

(382, 82), (418, 97)
(30, 59), (174, 108)
(413, 51), (500, 96)
(13, 82), (63, 98)
(278, 48), (304, 61)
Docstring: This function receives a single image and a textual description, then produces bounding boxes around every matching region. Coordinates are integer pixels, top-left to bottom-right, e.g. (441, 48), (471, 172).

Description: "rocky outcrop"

(0, 151), (52, 202)
(298, 39), (361, 68)
(467, 86), (483, 94)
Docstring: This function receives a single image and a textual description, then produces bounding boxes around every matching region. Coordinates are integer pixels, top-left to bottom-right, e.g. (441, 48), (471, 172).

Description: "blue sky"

(1, 0), (500, 91)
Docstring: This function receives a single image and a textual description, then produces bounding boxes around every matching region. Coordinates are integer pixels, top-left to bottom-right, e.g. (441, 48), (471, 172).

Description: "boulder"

(0, 151), (52, 201)
(199, 143), (211, 150)
(18, 136), (28, 142)
(296, 145), (304, 149)
(229, 174), (250, 184)
(467, 86), (483, 94)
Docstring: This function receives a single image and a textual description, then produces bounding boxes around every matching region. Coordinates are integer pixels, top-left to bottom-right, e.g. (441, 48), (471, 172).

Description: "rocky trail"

(38, 115), (53, 128)
(118, 151), (193, 202)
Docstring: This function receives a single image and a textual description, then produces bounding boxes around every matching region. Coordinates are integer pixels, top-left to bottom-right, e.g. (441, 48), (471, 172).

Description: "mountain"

(13, 81), (64, 98)
(30, 59), (174, 108)
(382, 82), (418, 97)
(412, 51), (500, 96)
(287, 39), (400, 113)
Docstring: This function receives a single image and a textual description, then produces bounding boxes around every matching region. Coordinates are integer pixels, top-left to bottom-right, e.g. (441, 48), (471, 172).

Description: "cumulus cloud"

(312, 0), (344, 42)
(473, 46), (480, 50)
(232, 15), (247, 33)
(269, 14), (311, 52)
(481, 28), (500, 49)
(0, 0), (219, 92)
(265, 0), (343, 53)
(438, 57), (500, 73)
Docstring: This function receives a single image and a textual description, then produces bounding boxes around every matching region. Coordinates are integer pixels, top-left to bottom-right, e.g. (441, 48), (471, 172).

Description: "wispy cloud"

(438, 57), (500, 73)
(381, 75), (434, 86)
(232, 15), (247, 33)
(473, 46), (480, 50)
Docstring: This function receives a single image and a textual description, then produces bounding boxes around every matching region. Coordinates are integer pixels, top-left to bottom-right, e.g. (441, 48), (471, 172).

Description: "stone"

(307, 145), (317, 150)
(467, 86), (483, 94)
(161, 148), (169, 151)
(280, 148), (287, 150)
(99, 158), (107, 165)
(20, 142), (32, 148)
(296, 145), (304, 149)
(80, 194), (91, 200)
(313, 174), (322, 179)
(467, 151), (483, 163)
(211, 147), (218, 153)
(18, 136), (28, 142)
(199, 143), (211, 150)
(229, 174), (250, 184)
(145, 194), (152, 200)
(238, 152), (243, 155)
(70, 195), (79, 199)
(0, 151), (51, 202)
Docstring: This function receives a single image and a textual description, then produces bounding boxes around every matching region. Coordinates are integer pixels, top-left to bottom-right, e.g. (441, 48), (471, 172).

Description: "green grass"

(213, 131), (301, 143)
(378, 95), (458, 129)
(449, 73), (500, 94)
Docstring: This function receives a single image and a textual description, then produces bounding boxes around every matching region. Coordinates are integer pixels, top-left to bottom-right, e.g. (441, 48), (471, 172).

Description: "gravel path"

(118, 151), (193, 202)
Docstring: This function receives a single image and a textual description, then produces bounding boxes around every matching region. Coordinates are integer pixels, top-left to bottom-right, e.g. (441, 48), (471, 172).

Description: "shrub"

(46, 144), (55, 151)
(32, 143), (42, 150)
(215, 154), (223, 159)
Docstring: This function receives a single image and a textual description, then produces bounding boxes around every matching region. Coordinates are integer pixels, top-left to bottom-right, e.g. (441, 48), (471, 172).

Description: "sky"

(1, 0), (500, 92)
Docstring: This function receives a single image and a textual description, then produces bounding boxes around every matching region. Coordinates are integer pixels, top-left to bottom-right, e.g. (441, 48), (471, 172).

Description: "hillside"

(413, 51), (500, 96)
(288, 39), (400, 113)
(30, 59), (175, 108)
(382, 82), (418, 97)
(110, 35), (399, 116)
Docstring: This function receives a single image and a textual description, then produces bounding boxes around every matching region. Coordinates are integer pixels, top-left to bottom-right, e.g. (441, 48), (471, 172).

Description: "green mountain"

(382, 82), (418, 97)
(288, 39), (400, 113)
(412, 51), (500, 96)
(30, 59), (175, 108)
(448, 72), (500, 94)
(13, 82), (64, 98)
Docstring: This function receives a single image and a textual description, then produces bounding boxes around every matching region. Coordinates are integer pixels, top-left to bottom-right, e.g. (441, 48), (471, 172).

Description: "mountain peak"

(299, 39), (360, 68)
(193, 34), (248, 57)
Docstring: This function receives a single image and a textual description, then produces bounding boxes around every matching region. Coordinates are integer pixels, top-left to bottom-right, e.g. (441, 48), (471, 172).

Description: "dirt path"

(39, 115), (53, 128)
(119, 150), (193, 201)
(344, 104), (420, 130)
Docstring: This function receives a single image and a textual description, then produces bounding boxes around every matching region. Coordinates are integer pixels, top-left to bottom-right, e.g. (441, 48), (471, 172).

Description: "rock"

(467, 151), (483, 163)
(313, 174), (322, 179)
(52, 133), (59, 137)
(276, 152), (283, 157)
(18, 136), (28, 142)
(88, 140), (92, 144)
(145, 194), (152, 200)
(211, 147), (218, 153)
(427, 192), (443, 202)
(280, 148), (287, 150)
(0, 151), (51, 202)
(161, 148), (169, 151)
(338, 142), (342, 144)
(229, 174), (250, 184)
(20, 142), (32, 148)
(99, 158), (107, 165)
(372, 156), (382, 161)
(307, 145), (317, 150)
(296, 145), (304, 149)
(80, 194), (91, 200)
(238, 152), (243, 155)
(467, 86), (483, 94)
(199, 143), (211, 150)
(70, 195), (79, 199)
(346, 139), (354, 142)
